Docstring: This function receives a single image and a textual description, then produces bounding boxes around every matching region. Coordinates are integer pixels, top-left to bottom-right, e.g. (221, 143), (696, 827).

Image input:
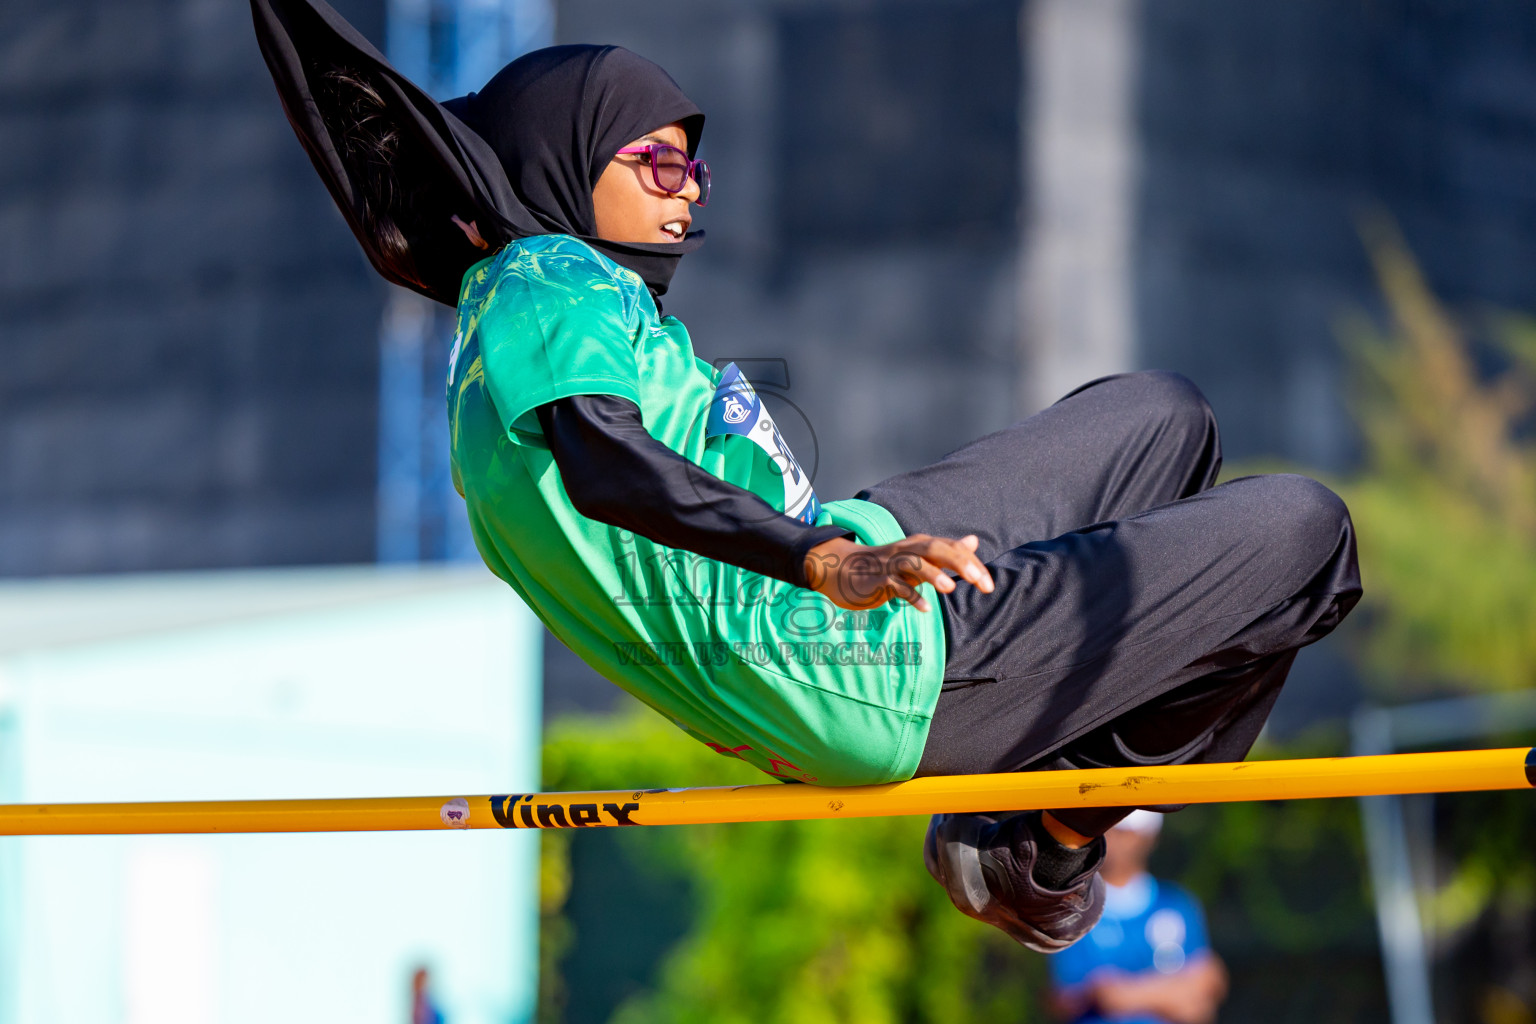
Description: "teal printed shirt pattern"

(446, 234), (946, 785)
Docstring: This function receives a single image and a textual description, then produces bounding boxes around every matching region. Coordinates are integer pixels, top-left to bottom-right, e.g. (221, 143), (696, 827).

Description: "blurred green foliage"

(535, 714), (1385, 1023)
(537, 711), (1047, 1024)
(1332, 220), (1536, 1016)
(1336, 218), (1536, 697)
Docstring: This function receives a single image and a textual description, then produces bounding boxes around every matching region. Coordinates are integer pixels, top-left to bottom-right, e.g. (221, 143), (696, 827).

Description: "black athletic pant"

(858, 371), (1362, 836)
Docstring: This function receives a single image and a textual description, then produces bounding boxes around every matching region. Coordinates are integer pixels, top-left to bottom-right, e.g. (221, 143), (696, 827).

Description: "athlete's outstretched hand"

(803, 533), (995, 612)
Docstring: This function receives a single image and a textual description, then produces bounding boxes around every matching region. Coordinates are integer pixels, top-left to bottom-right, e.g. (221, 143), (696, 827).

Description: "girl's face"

(592, 121), (700, 244)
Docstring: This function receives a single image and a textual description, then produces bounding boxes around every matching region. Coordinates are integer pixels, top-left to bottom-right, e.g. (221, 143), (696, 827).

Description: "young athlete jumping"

(254, 0), (1361, 952)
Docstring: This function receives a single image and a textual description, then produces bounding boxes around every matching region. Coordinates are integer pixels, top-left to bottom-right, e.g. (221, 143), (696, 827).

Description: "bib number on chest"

(706, 362), (821, 525)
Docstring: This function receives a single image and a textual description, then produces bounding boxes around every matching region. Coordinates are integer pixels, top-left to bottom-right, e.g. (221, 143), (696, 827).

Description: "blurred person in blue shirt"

(1049, 811), (1227, 1024)
(411, 967), (444, 1024)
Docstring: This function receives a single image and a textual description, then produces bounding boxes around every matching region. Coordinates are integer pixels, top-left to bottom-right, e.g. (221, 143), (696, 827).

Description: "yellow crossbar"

(0, 748), (1530, 836)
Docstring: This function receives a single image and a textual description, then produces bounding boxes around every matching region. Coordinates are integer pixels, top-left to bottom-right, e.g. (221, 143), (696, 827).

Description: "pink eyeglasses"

(614, 143), (711, 207)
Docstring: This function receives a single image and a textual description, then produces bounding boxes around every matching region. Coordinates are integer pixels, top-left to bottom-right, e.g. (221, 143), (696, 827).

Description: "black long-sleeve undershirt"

(535, 394), (852, 589)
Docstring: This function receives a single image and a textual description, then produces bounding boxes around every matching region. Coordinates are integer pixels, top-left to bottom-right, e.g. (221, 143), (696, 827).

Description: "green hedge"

(536, 713), (1387, 1024)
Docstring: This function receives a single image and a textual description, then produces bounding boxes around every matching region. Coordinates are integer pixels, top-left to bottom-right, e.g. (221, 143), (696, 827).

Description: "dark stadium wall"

(0, 0), (389, 575)
(1134, 1), (1536, 472)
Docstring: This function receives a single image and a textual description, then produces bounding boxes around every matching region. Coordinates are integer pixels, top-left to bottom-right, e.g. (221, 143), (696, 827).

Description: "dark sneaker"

(923, 811), (1106, 953)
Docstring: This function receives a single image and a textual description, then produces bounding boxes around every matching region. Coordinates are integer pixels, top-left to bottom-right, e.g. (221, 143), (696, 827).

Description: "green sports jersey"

(446, 234), (946, 785)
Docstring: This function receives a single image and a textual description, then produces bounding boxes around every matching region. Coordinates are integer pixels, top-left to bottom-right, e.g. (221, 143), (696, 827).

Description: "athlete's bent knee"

(1127, 370), (1215, 437)
(1262, 474), (1353, 560)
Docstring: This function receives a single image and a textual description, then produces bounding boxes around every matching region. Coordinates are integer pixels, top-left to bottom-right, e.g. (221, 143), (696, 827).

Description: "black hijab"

(251, 0), (705, 306)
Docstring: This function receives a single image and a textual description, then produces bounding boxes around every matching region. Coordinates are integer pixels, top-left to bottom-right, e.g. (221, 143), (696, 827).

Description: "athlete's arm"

(537, 394), (852, 588)
(537, 395), (995, 609)
(802, 534), (993, 613)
